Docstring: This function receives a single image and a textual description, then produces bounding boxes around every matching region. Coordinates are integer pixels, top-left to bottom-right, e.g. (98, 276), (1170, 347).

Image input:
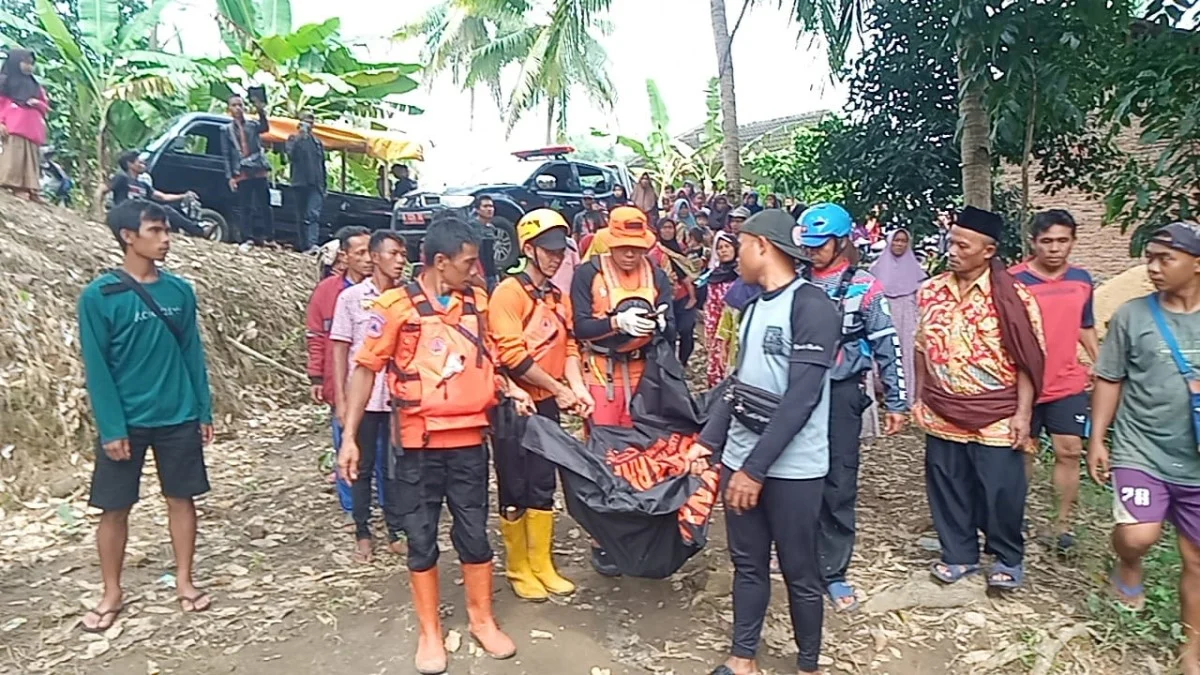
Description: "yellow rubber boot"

(525, 509), (576, 596)
(498, 514), (548, 601)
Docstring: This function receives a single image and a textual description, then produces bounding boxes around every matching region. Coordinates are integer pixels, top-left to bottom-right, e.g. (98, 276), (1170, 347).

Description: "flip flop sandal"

(930, 562), (980, 584)
(826, 581), (860, 613)
(80, 605), (123, 634)
(1109, 572), (1146, 612)
(986, 563), (1024, 591)
(177, 593), (212, 614)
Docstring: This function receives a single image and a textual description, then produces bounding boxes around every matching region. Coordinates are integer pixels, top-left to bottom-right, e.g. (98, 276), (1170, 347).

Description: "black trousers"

(925, 435), (1027, 568)
(351, 412), (405, 540)
(723, 467), (824, 673)
(494, 397), (559, 514)
(237, 176), (274, 241)
(160, 202), (204, 237)
(294, 185), (324, 250)
(673, 300), (697, 365)
(817, 378), (872, 585)
(392, 444), (493, 572)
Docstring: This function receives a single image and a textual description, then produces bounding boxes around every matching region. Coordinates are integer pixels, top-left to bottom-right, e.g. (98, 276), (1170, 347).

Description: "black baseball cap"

(529, 227), (569, 251)
(1150, 222), (1200, 257)
(740, 209), (808, 261)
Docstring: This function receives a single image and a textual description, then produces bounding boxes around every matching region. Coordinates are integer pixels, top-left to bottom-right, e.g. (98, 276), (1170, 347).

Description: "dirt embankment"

(0, 194), (315, 497)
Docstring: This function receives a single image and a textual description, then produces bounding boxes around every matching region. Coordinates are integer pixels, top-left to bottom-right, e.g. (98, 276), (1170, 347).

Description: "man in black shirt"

(286, 111), (327, 251)
(103, 151), (203, 237)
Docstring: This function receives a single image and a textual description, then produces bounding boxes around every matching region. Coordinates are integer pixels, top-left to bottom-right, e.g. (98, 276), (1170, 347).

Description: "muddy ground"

(0, 405), (1163, 675)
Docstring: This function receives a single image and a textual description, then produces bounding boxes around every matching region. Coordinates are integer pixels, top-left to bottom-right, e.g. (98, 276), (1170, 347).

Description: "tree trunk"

(710, 0), (741, 197)
(956, 46), (991, 210)
(545, 98), (555, 146)
(1018, 72), (1038, 254)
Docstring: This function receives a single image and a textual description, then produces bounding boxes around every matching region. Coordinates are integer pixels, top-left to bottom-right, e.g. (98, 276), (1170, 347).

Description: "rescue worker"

(490, 209), (596, 601)
(338, 216), (530, 675)
(799, 203), (908, 613)
(570, 205), (674, 576)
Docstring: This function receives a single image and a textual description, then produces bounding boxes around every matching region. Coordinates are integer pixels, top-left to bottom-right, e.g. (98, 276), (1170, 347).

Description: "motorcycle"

(40, 147), (72, 206)
(178, 194), (230, 242)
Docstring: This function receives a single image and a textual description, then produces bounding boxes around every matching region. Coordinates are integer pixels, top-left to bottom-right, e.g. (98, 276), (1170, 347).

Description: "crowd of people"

(72, 158), (1200, 674)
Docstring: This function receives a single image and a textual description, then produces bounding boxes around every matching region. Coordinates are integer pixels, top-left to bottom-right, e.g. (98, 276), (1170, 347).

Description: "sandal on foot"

(930, 562), (980, 584)
(708, 666), (758, 675)
(986, 563), (1024, 590)
(1109, 572), (1146, 612)
(826, 581), (860, 613)
(80, 605), (123, 633)
(177, 592), (212, 613)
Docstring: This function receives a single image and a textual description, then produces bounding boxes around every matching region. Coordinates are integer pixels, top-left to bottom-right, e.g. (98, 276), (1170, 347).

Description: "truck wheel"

(491, 218), (520, 272)
(198, 208), (230, 242)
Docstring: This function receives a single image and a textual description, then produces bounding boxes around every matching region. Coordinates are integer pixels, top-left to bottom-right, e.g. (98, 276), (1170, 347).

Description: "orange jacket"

(489, 273), (579, 402)
(355, 278), (498, 449)
(580, 254), (657, 389)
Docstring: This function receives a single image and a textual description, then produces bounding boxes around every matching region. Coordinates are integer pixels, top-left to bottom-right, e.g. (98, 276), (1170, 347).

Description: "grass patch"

(1033, 442), (1185, 655)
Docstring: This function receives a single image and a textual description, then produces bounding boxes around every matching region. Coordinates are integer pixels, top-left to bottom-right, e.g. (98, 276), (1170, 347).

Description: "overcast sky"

(161, 0), (846, 182)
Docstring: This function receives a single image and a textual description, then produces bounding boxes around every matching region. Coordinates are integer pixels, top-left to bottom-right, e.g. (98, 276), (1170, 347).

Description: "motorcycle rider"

(99, 151), (204, 237)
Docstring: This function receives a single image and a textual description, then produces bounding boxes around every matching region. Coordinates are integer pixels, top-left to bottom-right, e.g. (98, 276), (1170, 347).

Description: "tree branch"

(717, 0), (753, 78)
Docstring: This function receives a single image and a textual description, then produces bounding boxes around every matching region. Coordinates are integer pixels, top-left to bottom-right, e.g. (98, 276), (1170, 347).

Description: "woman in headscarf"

(670, 198), (697, 229)
(764, 193), (781, 210)
(869, 228), (926, 405)
(702, 231), (739, 387)
(709, 194), (731, 232)
(0, 49), (50, 200)
(650, 218), (701, 365)
(631, 172), (657, 216)
(606, 183), (628, 210)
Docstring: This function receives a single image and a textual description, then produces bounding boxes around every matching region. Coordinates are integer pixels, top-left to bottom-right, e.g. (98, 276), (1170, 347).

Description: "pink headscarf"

(870, 229), (926, 297)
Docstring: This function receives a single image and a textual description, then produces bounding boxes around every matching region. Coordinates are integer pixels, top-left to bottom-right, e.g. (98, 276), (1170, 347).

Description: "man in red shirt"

(1009, 210), (1099, 552)
(306, 226), (372, 520)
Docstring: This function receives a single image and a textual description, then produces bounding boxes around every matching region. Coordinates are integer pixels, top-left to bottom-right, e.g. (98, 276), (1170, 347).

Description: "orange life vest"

(515, 273), (569, 377)
(590, 253), (656, 354)
(386, 281), (498, 448)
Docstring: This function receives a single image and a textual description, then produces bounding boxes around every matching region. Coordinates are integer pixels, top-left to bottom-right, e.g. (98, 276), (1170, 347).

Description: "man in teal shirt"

(77, 200), (214, 633)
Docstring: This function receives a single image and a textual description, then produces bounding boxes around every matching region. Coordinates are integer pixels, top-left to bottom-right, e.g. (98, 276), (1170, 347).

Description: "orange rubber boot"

(410, 568), (447, 674)
(461, 561), (517, 659)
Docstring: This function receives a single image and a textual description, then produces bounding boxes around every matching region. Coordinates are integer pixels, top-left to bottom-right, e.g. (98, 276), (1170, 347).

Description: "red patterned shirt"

(914, 269), (1044, 447)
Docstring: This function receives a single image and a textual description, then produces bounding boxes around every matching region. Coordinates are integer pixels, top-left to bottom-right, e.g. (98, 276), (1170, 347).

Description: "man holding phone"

(222, 92), (274, 244)
(286, 111), (327, 251)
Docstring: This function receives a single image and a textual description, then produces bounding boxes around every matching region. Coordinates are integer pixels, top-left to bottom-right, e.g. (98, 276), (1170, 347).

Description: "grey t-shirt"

(1095, 294), (1200, 486)
(722, 277), (834, 480)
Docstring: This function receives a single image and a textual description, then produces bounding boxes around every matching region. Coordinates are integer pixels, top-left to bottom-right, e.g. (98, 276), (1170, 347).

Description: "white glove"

(614, 307), (656, 337)
(654, 304), (669, 332)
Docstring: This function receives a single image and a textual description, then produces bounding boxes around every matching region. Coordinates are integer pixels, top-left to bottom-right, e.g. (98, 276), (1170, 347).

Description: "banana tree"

(214, 0), (422, 121)
(0, 0), (208, 192)
(592, 79), (694, 191)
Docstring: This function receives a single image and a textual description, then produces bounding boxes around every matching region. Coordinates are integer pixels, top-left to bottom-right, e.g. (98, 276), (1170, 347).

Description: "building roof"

(677, 110), (830, 153)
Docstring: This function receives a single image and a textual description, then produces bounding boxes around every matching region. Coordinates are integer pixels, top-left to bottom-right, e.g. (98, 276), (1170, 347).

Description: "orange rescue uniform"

(488, 273), (579, 402)
(355, 279), (498, 449)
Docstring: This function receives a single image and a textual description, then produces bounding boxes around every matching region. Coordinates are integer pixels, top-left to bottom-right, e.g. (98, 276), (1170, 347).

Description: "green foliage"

(213, 0), (422, 120)
(817, 0), (960, 236)
(1095, 17), (1200, 253)
(396, 0), (614, 143)
(744, 123), (845, 205)
(592, 79), (694, 190)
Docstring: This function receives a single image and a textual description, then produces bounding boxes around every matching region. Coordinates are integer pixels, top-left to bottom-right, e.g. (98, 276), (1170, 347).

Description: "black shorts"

(88, 420), (210, 511)
(1031, 392), (1089, 439)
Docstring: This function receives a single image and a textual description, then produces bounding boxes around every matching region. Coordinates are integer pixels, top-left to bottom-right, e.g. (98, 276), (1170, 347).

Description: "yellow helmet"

(516, 208), (570, 251)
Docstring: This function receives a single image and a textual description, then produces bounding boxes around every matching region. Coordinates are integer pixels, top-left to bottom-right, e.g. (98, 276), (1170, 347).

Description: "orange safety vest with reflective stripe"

(378, 281), (498, 449)
(583, 254), (656, 392)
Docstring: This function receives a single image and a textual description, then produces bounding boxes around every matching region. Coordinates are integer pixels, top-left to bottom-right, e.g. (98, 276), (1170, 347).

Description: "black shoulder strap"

(832, 266), (857, 306)
(107, 268), (185, 346)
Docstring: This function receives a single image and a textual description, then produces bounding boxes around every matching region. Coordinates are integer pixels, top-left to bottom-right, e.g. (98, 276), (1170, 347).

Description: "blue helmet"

(798, 203), (854, 248)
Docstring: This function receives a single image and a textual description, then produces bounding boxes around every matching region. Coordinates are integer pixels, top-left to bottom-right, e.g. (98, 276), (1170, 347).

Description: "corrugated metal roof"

(677, 110), (830, 152)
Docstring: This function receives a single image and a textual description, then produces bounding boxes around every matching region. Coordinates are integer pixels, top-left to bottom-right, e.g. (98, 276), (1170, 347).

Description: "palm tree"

(709, 0), (742, 196)
(395, 0), (526, 130)
(398, 0), (615, 144)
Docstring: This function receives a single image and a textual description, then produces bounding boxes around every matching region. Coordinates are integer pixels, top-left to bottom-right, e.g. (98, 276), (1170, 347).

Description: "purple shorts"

(1111, 467), (1200, 546)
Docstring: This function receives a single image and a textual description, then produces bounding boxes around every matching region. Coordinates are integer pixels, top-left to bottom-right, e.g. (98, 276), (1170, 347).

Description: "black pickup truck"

(392, 146), (633, 269)
(141, 113), (394, 246)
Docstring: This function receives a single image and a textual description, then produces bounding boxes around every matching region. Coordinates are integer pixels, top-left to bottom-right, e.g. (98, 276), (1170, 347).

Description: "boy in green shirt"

(77, 200), (214, 632)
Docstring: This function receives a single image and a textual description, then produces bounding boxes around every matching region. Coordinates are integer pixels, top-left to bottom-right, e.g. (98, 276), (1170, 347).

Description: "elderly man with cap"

(1089, 222), (1200, 675)
(571, 204), (674, 576)
(913, 206), (1044, 592)
(696, 209), (841, 675)
(489, 209), (594, 601)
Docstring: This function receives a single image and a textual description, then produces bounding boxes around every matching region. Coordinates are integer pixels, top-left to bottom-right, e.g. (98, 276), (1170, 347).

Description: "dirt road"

(0, 407), (1139, 674)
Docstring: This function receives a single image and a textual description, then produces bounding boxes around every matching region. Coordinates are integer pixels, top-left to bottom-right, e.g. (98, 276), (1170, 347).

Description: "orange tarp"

(261, 117), (424, 162)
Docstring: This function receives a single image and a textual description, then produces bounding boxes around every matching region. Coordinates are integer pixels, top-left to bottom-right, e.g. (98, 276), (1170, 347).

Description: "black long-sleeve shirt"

(570, 257), (674, 349)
